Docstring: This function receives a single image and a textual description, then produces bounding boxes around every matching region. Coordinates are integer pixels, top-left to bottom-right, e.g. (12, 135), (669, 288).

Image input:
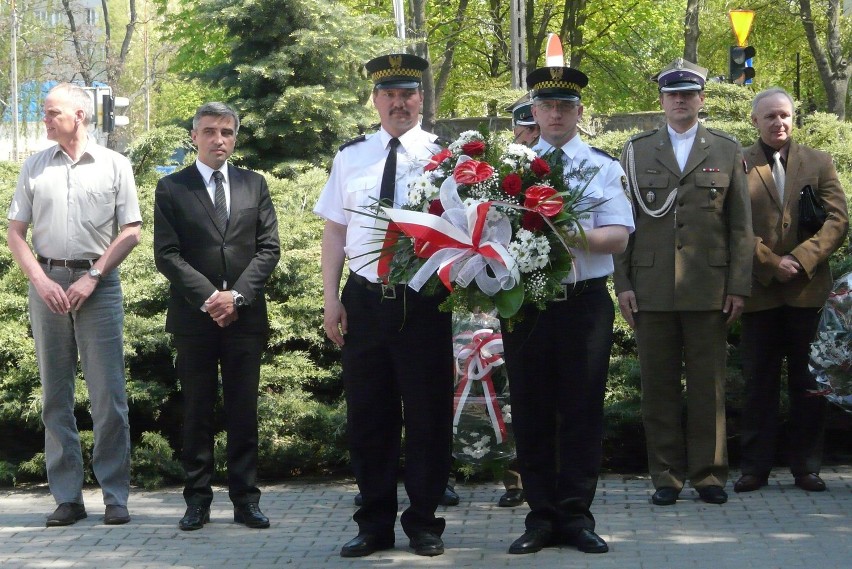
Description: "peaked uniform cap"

(652, 58), (708, 92)
(506, 94), (535, 126)
(526, 66), (588, 101)
(365, 53), (429, 89)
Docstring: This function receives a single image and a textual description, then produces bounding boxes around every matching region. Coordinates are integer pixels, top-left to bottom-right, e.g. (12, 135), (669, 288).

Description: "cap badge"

(674, 58), (684, 70)
(550, 67), (562, 80)
(388, 54), (402, 69)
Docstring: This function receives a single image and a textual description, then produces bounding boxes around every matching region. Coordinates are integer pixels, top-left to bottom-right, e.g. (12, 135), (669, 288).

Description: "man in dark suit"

(154, 102), (280, 530)
(735, 88), (848, 494)
(614, 59), (753, 506)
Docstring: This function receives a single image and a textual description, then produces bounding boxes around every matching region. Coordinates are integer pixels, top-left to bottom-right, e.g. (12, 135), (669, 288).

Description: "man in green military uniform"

(613, 58), (753, 506)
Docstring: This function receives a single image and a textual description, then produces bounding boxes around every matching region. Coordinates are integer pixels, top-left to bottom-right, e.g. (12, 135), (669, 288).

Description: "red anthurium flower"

(524, 185), (563, 217)
(501, 172), (523, 196)
(454, 160), (495, 185)
(413, 237), (440, 258)
(521, 211), (546, 232)
(424, 148), (452, 171)
(461, 140), (486, 156)
(427, 199), (445, 216)
(530, 157), (551, 177)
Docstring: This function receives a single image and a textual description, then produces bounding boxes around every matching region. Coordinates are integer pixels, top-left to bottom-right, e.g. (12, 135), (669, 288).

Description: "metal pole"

(11, 0), (20, 161)
(509, 0), (527, 89)
(144, 0), (150, 130)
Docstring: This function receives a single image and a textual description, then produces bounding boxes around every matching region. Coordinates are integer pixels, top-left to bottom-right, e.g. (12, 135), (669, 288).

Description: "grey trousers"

(29, 264), (130, 506)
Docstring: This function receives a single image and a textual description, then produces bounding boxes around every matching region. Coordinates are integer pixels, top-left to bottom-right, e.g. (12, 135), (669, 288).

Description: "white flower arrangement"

(508, 228), (552, 273)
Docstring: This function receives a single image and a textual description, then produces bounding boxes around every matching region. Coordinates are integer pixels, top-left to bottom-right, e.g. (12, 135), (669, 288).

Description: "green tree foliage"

(158, 0), (387, 176)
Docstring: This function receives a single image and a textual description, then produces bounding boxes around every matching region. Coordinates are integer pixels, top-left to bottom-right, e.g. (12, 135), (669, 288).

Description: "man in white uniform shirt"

(314, 54), (452, 558)
(500, 66), (634, 555)
(7, 83), (142, 526)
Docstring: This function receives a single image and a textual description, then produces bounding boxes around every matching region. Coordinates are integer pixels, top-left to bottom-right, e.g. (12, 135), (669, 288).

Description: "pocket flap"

(347, 176), (377, 193)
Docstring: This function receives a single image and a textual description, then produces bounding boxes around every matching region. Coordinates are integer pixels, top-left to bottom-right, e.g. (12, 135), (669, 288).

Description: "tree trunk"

(410, 0), (435, 131)
(683, 0), (699, 63)
(561, 0), (587, 69)
(799, 0), (849, 120)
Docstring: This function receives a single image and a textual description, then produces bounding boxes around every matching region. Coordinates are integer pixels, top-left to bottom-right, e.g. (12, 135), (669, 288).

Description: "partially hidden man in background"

(7, 82), (142, 527)
(314, 54), (453, 558)
(500, 66), (634, 555)
(614, 59), (754, 507)
(154, 102), (280, 531)
(734, 87), (848, 494)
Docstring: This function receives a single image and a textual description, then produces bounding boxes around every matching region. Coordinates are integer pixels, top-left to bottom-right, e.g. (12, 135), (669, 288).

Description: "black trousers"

(341, 278), (453, 539)
(501, 282), (613, 534)
(740, 305), (825, 477)
(174, 331), (265, 507)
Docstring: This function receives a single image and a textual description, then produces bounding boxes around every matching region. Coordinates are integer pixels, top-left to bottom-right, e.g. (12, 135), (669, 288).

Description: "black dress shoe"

(508, 528), (553, 554)
(651, 487), (680, 506)
(353, 492), (363, 506)
(409, 531), (444, 556)
(440, 485), (460, 506)
(697, 485), (728, 504)
(46, 502), (87, 527)
(563, 528), (609, 554)
(734, 474), (768, 493)
(234, 503), (270, 528)
(795, 473), (827, 492)
(498, 488), (525, 507)
(179, 505), (210, 531)
(340, 533), (394, 557)
(104, 505), (130, 525)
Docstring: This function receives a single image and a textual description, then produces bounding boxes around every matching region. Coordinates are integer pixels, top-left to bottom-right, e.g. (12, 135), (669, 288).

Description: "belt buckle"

(553, 283), (568, 302)
(381, 283), (397, 300)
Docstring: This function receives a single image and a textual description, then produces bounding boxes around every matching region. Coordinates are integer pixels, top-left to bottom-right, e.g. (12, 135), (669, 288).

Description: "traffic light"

(729, 46), (756, 85)
(101, 94), (130, 132)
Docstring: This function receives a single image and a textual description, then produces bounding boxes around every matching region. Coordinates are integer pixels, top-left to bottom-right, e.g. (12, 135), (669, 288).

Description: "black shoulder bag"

(798, 184), (827, 240)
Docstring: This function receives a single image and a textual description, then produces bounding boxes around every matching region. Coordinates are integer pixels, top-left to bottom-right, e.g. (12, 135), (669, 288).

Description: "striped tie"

(212, 171), (228, 231)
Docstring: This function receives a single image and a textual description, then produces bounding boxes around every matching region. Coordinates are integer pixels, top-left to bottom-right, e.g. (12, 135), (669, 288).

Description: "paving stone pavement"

(1, 467), (850, 569)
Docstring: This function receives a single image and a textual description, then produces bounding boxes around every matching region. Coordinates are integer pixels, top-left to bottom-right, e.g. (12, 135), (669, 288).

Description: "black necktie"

(379, 138), (401, 207)
(212, 171), (228, 231)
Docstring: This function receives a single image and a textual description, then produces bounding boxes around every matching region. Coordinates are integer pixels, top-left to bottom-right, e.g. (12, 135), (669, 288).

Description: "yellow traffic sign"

(729, 9), (755, 47)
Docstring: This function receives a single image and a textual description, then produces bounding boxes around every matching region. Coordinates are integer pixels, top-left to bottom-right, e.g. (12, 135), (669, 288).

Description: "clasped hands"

(205, 290), (239, 328)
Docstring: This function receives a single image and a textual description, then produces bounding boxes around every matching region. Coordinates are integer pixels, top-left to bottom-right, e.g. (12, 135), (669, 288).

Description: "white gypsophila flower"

(524, 271), (549, 302)
(508, 229), (551, 273)
(502, 404), (512, 424)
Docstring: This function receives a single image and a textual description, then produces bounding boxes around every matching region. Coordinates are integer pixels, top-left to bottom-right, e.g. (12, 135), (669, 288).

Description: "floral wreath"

(369, 128), (600, 321)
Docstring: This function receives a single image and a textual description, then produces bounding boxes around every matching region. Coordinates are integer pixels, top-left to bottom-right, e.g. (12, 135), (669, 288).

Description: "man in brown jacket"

(614, 59), (753, 506)
(734, 87), (848, 494)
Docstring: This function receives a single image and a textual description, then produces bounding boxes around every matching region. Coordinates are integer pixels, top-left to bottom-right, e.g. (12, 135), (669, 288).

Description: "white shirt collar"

(667, 122), (699, 142)
(195, 159), (229, 185)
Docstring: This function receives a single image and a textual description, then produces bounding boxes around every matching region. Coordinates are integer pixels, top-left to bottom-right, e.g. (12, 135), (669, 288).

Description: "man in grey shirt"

(7, 83), (142, 526)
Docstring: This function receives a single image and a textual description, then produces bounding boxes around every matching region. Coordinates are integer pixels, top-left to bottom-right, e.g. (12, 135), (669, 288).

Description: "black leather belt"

(552, 276), (608, 301)
(347, 271), (407, 300)
(37, 255), (98, 269)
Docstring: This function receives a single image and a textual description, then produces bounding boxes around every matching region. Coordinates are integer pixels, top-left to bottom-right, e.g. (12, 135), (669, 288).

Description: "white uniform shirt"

(8, 139), (142, 259)
(533, 135), (635, 283)
(314, 126), (441, 281)
(667, 122), (698, 172)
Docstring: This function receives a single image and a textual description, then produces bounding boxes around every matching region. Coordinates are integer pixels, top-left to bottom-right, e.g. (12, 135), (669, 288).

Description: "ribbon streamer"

(453, 329), (508, 444)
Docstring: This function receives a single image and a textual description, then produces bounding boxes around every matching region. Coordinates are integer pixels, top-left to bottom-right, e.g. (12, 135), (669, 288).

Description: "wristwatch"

(231, 290), (247, 307)
(87, 267), (102, 280)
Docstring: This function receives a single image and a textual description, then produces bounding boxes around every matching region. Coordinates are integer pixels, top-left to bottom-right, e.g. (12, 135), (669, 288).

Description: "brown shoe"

(734, 474), (768, 493)
(794, 473), (826, 492)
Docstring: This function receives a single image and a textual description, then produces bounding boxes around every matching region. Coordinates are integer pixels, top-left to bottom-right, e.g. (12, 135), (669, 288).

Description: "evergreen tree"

(162, 0), (387, 176)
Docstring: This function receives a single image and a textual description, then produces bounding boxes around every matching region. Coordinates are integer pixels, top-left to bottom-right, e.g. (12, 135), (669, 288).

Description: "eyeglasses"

(535, 101), (579, 113)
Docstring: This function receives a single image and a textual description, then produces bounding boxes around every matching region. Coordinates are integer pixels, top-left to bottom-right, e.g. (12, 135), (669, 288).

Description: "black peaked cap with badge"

(651, 58), (708, 92)
(365, 53), (429, 89)
(506, 94), (535, 127)
(526, 66), (588, 101)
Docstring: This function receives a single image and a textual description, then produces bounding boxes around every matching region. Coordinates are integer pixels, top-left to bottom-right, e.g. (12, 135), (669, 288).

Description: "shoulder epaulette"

(590, 146), (617, 161)
(338, 135), (367, 152)
(628, 129), (658, 142)
(706, 128), (739, 144)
